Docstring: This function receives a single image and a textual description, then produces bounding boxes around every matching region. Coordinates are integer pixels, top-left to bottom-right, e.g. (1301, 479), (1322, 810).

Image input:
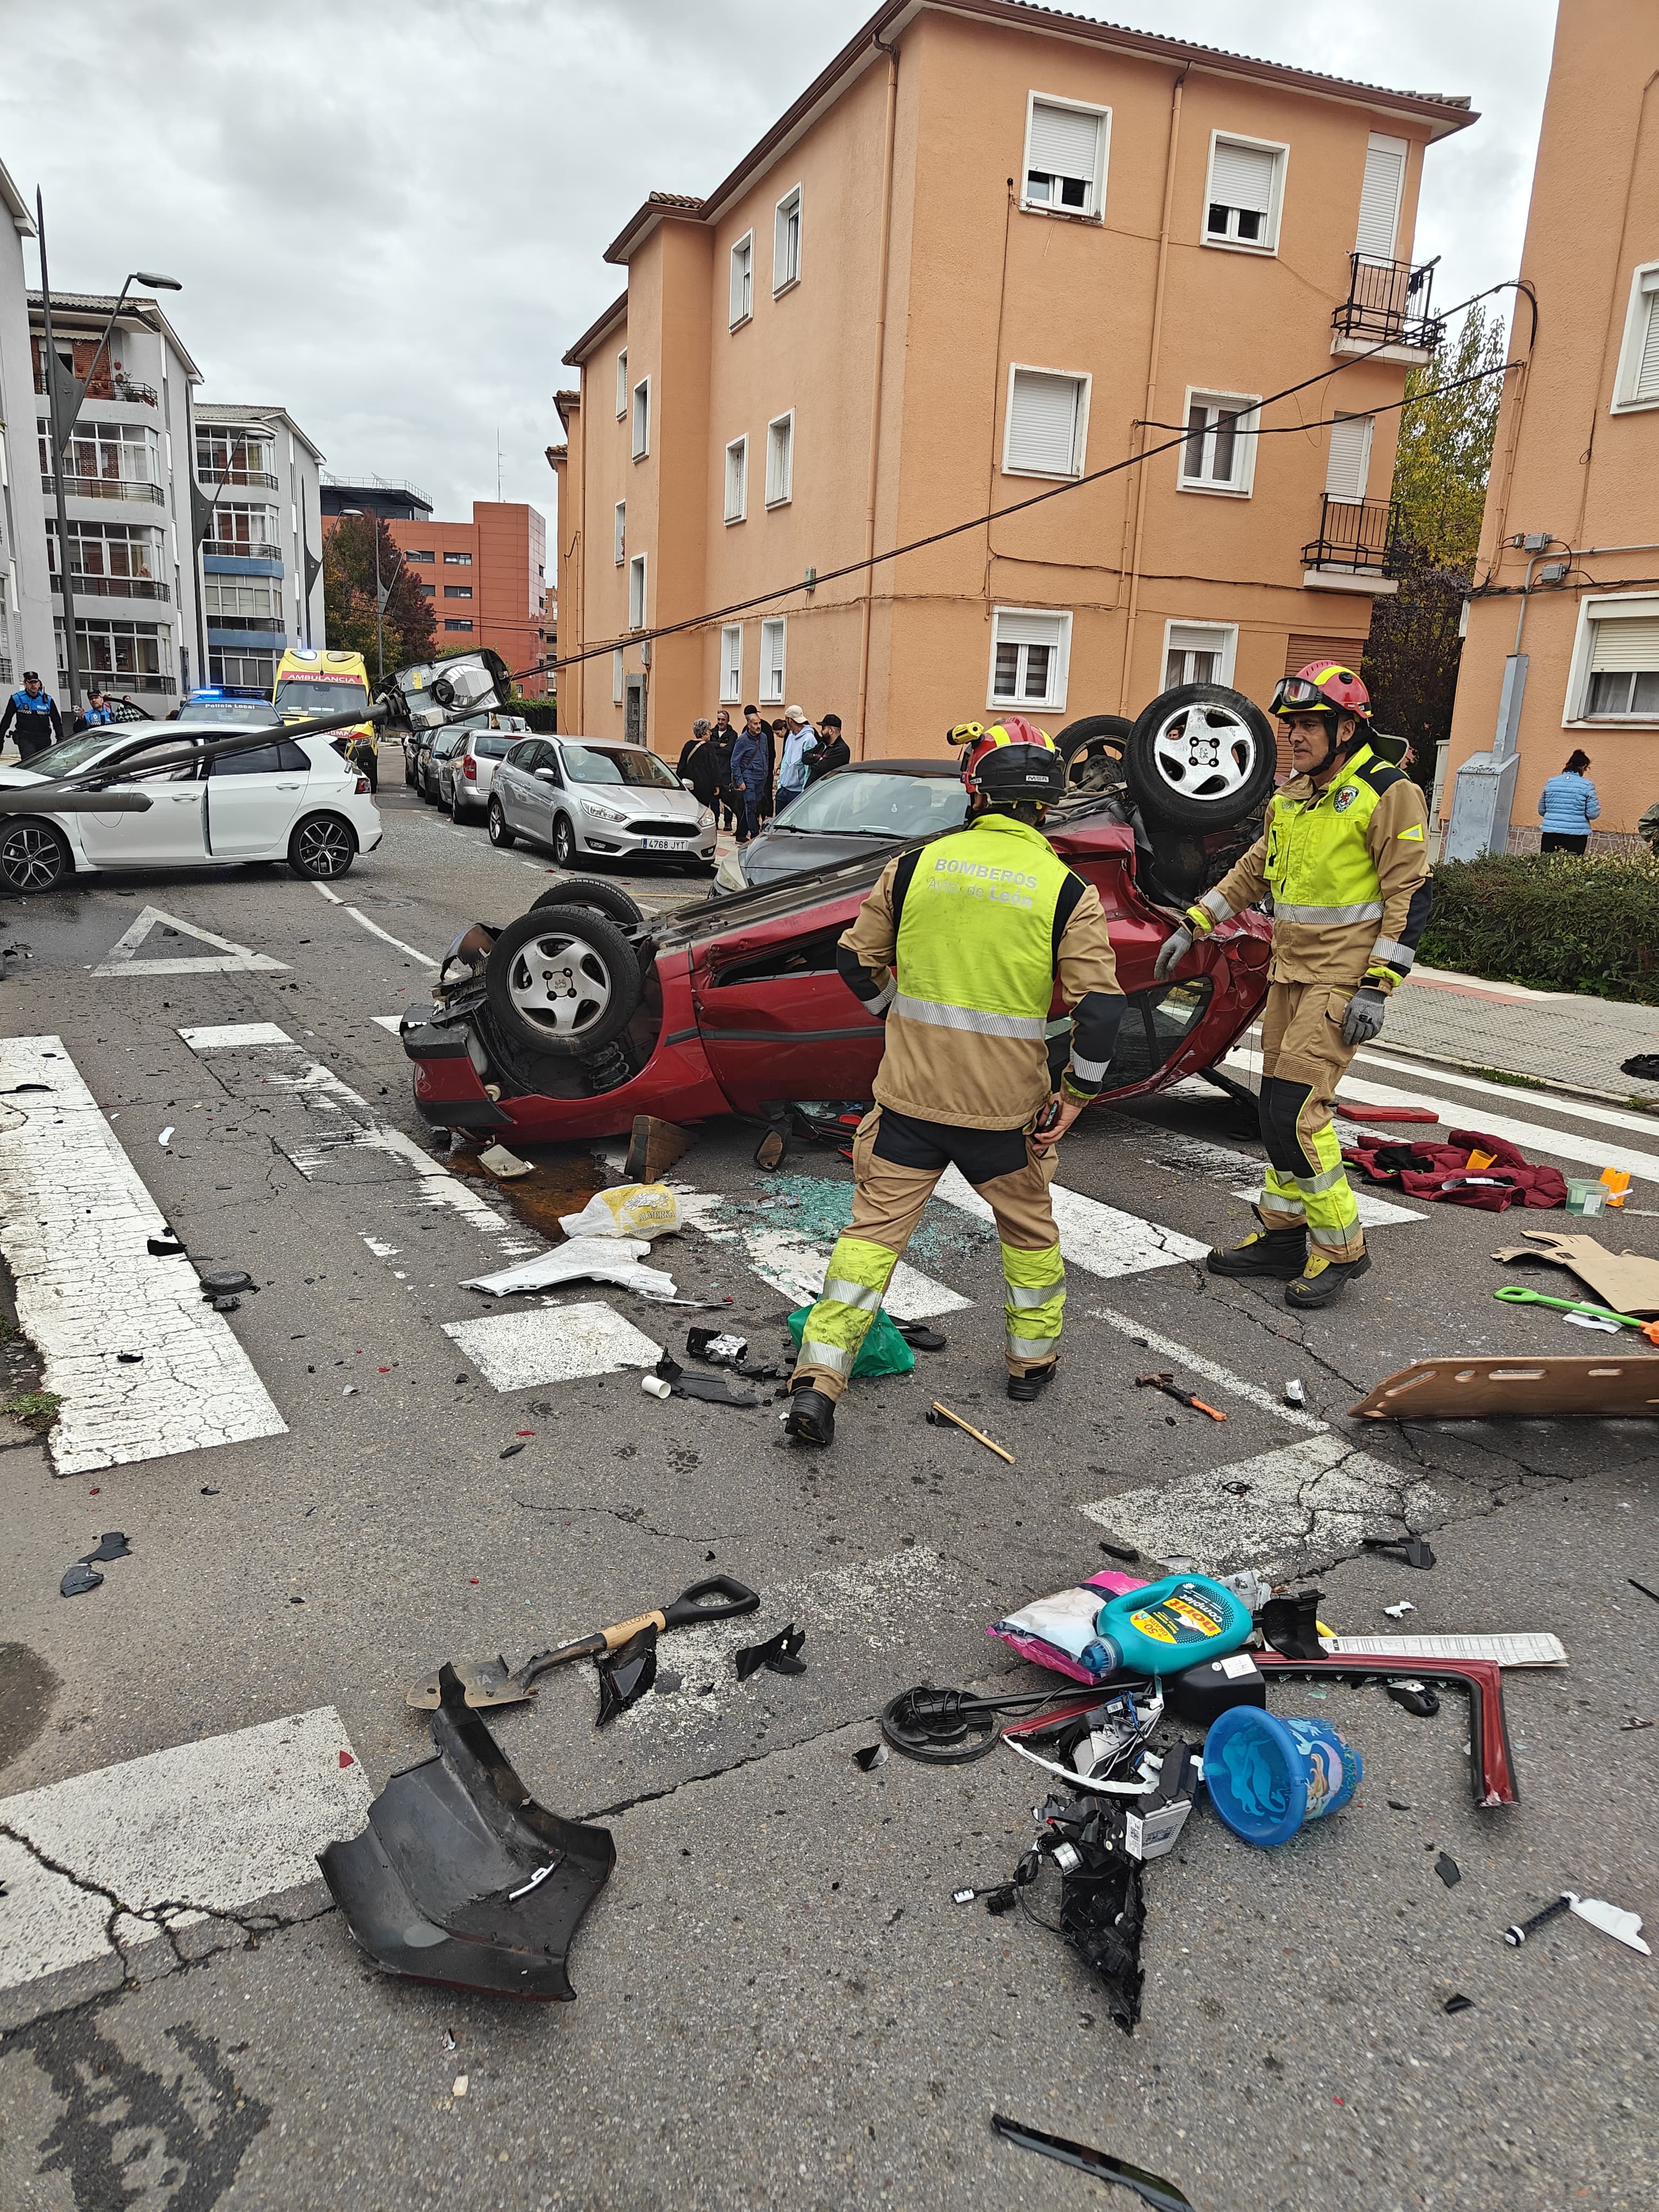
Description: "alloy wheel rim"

(507, 931), (613, 1037)
(1149, 704), (1258, 803)
(0, 824), (62, 891)
(298, 819), (352, 875)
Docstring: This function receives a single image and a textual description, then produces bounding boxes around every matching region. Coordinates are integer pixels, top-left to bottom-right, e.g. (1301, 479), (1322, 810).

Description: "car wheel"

(450, 787), (473, 823)
(0, 820), (70, 893)
(529, 878), (645, 929)
(1125, 684), (1277, 830)
(552, 813), (578, 869)
(483, 906), (642, 1060)
(1055, 713), (1132, 794)
(488, 799), (516, 849)
(287, 812), (358, 880)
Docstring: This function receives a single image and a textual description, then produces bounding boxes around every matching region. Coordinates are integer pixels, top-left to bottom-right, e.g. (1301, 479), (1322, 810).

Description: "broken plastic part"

(896, 1320), (947, 1353)
(1259, 1589), (1326, 1661)
(1097, 1538), (1141, 1563)
(1284, 1378), (1306, 1407)
(880, 1685), (1003, 1764)
(654, 1354), (760, 1408)
(734, 1622), (806, 1681)
(1436, 1852), (1461, 1887)
(476, 1143), (533, 1179)
(1256, 1654), (1521, 1808)
(1444, 1993), (1475, 2014)
(83, 1532), (131, 1562)
(1363, 1533), (1437, 1571)
(1505, 1890), (1650, 1953)
(59, 1560), (103, 1599)
(147, 1235), (186, 1257)
(1386, 1681), (1441, 1718)
(198, 1269), (253, 1297)
(595, 1625), (658, 1728)
(318, 1663), (615, 2000)
(852, 1744), (889, 1772)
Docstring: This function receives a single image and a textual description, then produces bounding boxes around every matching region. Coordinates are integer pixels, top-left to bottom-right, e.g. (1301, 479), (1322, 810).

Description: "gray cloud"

(1, 0), (1552, 531)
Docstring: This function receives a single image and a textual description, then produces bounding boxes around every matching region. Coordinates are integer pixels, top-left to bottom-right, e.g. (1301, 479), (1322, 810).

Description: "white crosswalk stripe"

(933, 1163), (1210, 1276)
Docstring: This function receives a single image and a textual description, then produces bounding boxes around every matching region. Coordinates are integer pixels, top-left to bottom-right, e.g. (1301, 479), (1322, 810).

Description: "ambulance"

(274, 648), (379, 790)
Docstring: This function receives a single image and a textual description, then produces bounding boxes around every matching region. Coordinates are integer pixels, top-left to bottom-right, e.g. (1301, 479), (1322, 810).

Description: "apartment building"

(385, 501), (550, 696)
(28, 286), (204, 712)
(194, 402), (326, 692)
(552, 0), (1474, 755)
(1445, 1), (1659, 847)
(0, 158), (52, 691)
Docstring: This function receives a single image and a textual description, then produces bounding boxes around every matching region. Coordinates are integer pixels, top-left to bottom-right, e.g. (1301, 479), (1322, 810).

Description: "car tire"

(450, 788), (474, 824)
(0, 819), (70, 893)
(488, 799), (515, 849)
(483, 905), (642, 1060)
(552, 813), (579, 869)
(530, 878), (645, 929)
(287, 812), (358, 880)
(1055, 713), (1133, 794)
(1125, 684), (1277, 830)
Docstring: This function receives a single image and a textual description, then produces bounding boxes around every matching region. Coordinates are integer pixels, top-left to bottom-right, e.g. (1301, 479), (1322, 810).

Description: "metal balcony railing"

(206, 539), (282, 562)
(52, 574), (171, 601)
(1301, 495), (1404, 575)
(205, 613), (284, 632)
(1332, 254), (1443, 351)
(112, 376), (158, 406)
(197, 465), (279, 489)
(43, 475), (165, 505)
(57, 667), (174, 692)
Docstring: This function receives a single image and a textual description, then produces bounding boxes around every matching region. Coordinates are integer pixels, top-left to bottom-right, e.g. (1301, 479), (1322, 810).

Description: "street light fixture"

(35, 192), (184, 712)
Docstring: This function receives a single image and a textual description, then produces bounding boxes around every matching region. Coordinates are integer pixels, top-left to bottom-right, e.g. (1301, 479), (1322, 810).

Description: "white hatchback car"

(0, 721), (382, 892)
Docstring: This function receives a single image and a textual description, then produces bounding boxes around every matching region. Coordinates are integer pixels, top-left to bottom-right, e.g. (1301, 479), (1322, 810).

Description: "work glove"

(1152, 906), (1211, 983)
(1340, 986), (1388, 1047)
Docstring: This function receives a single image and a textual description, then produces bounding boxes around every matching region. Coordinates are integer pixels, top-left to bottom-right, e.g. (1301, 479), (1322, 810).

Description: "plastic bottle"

(1080, 1573), (1255, 1680)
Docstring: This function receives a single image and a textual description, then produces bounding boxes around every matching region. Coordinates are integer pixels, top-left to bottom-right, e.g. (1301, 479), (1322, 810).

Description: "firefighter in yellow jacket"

(784, 718), (1125, 1448)
(1154, 661), (1432, 1309)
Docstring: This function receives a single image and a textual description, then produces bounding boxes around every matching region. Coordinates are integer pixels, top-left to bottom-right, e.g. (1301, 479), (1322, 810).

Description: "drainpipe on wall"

(1117, 65), (1187, 716)
(854, 33), (900, 760)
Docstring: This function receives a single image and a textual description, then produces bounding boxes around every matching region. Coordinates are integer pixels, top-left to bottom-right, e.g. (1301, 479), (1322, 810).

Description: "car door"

(510, 740), (555, 843)
(76, 740), (208, 868)
(690, 909), (887, 1114)
(495, 739), (538, 834)
(206, 739), (311, 859)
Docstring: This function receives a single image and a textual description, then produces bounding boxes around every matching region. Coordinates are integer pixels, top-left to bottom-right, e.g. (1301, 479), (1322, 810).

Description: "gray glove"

(1152, 924), (1194, 983)
(1340, 985), (1388, 1047)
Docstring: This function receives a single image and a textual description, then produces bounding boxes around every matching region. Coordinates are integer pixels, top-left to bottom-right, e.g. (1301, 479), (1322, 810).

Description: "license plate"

(643, 836), (690, 849)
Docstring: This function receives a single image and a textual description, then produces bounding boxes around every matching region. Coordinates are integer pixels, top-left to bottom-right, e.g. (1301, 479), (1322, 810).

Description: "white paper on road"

(0, 1036), (287, 1473)
(443, 1301), (664, 1388)
(463, 1239), (678, 1299)
(0, 1709), (370, 1996)
(90, 904), (287, 976)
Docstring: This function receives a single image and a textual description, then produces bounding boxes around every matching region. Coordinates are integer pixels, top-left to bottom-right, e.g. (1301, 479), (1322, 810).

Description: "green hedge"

(1420, 853), (1659, 1004)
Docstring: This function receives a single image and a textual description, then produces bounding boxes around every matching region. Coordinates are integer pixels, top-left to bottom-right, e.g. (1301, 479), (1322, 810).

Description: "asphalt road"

(0, 753), (1654, 2212)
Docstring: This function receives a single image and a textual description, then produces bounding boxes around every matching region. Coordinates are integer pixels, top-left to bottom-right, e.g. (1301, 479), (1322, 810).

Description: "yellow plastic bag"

(557, 1182), (682, 1242)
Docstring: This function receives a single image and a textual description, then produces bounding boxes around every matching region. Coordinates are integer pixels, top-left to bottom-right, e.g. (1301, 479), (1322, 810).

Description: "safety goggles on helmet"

(958, 717), (1065, 805)
(1269, 662), (1372, 724)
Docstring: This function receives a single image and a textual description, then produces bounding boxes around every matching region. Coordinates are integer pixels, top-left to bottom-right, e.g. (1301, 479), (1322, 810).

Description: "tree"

(1363, 303), (1508, 778)
(322, 514), (435, 676)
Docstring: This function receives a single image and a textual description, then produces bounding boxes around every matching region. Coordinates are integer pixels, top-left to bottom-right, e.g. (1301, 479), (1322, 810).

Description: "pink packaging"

(988, 1568), (1150, 1684)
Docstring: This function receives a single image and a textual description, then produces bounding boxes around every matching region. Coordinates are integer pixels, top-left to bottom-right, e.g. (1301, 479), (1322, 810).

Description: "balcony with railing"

(52, 572), (171, 601)
(42, 474), (165, 505)
(112, 374), (158, 407)
(205, 539), (282, 563)
(197, 464), (280, 490)
(1332, 254), (1443, 353)
(1302, 496), (1403, 579)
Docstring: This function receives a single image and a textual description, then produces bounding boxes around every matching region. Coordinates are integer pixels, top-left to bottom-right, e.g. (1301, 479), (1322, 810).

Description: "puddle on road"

(444, 1143), (605, 1242)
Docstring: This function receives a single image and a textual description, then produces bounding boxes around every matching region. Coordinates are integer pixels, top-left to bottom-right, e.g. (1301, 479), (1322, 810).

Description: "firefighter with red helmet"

(783, 717), (1125, 1448)
(1154, 662), (1432, 1309)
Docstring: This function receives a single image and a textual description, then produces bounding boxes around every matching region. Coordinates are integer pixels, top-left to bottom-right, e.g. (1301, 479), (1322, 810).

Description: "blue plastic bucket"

(1203, 1707), (1362, 1847)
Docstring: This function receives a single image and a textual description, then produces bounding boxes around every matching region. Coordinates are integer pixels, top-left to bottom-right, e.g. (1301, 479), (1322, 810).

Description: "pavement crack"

(508, 1492), (745, 1542)
(579, 1711), (868, 1824)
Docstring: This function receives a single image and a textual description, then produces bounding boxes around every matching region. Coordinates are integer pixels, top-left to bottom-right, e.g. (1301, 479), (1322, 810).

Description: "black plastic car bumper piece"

(318, 1664), (616, 2000)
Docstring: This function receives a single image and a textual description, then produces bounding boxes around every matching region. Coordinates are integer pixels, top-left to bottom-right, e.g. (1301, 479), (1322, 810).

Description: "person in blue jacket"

(730, 708), (770, 844)
(1537, 750), (1600, 854)
(0, 672), (64, 762)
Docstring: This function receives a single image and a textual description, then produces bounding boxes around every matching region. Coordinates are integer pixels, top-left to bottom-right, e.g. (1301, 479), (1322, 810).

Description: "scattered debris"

(1321, 1629), (1564, 1667)
(1350, 1357), (1659, 1421)
(1496, 1283), (1659, 1340)
(199, 1269), (254, 1300)
(623, 1115), (693, 1183)
(895, 1320), (947, 1353)
(451, 2074), (468, 2098)
(881, 1684), (1008, 1764)
(1097, 1537), (1141, 1563)
(1619, 1716), (1654, 1731)
(685, 1328), (790, 1381)
(319, 1664), (616, 1999)
(925, 1400), (1014, 1463)
(1386, 1681), (1441, 1718)
(1444, 1993), (1475, 2014)
(734, 1622), (807, 1681)
(853, 1743), (889, 1772)
(1384, 1601), (1415, 1619)
(640, 1374), (672, 1400)
(989, 2114), (1194, 2209)
(1283, 1377), (1306, 1407)
(1491, 1228), (1659, 1317)
(116, 1351), (143, 1364)
(557, 1183), (681, 1242)
(157, 1126), (174, 1147)
(476, 1143), (534, 1179)
(60, 1532), (132, 1599)
(595, 1624), (658, 1727)
(1345, 1128), (1568, 1210)
(1259, 1589), (1326, 1661)
(1435, 1852), (1461, 1888)
(753, 1127), (787, 1171)
(499, 1441), (527, 1459)
(1363, 1533), (1437, 1571)
(654, 1354), (759, 1408)
(1258, 1652), (1521, 1807)
(1135, 1372), (1225, 1421)
(146, 1232), (185, 1257)
(464, 1239), (678, 1300)
(1204, 1708), (1361, 1847)
(1505, 1891), (1650, 1954)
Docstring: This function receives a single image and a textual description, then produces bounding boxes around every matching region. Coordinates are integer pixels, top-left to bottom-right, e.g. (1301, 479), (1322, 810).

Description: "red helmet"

(1269, 661), (1372, 725)
(946, 716), (1064, 804)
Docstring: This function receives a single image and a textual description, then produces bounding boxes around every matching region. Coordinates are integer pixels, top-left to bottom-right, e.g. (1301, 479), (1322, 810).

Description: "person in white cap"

(775, 705), (820, 813)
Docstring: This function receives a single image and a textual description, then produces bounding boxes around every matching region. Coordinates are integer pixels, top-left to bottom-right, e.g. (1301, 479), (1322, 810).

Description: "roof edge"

(561, 287), (630, 369)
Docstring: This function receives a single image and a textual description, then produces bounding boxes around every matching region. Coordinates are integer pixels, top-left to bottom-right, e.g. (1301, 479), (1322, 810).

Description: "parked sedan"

(0, 721), (381, 891)
(714, 759), (967, 893)
(419, 727), (467, 804)
(439, 719), (528, 821)
(487, 736), (717, 872)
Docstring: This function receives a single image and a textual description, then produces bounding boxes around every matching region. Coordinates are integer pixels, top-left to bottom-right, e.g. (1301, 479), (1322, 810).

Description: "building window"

(444, 584), (474, 599)
(613, 501), (626, 565)
(195, 428), (276, 487)
(988, 607), (1071, 712)
(47, 519), (163, 583)
(1021, 95), (1109, 218)
(632, 378), (650, 461)
(45, 419), (160, 491)
(1323, 413), (1374, 503)
(203, 578), (280, 622)
(628, 552), (646, 631)
(1003, 367), (1089, 479)
(720, 625), (743, 702)
(444, 618), (474, 632)
(725, 436), (748, 523)
(205, 502), (281, 555)
(759, 618), (787, 703)
(54, 615), (173, 684)
(210, 649), (277, 690)
(1162, 620), (1237, 689)
(773, 185), (802, 294)
(1613, 262), (1659, 411)
(730, 233), (754, 328)
(1582, 609), (1659, 717)
(443, 550), (472, 565)
(1355, 134), (1407, 260)
(612, 647), (625, 705)
(616, 347), (628, 417)
(765, 414), (793, 507)
(1179, 390), (1259, 495)
(406, 548), (434, 562)
(420, 583), (435, 598)
(1203, 133), (1286, 252)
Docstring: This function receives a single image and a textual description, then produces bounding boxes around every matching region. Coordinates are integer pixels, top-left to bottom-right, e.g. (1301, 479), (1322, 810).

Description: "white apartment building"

(194, 402), (326, 692)
(0, 157), (52, 691)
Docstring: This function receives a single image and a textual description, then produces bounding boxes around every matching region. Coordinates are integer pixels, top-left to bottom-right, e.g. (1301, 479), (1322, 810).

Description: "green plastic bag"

(787, 1304), (915, 1379)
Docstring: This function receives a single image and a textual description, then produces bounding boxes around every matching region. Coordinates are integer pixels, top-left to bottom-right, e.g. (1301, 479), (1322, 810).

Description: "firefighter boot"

(1007, 1361), (1057, 1405)
(1284, 1250), (1372, 1310)
(1206, 1209), (1307, 1280)
(783, 1386), (837, 1447)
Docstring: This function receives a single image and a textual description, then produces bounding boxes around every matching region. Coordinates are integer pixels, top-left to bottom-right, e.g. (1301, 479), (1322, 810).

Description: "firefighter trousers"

(790, 1107), (1065, 1404)
(1255, 980), (1366, 1264)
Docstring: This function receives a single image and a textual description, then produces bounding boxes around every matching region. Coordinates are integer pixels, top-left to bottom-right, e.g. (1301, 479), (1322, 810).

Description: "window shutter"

(1210, 139), (1276, 213)
(1589, 612), (1659, 671)
(1007, 371), (1081, 474)
(1324, 415), (1373, 502)
(1355, 135), (1406, 259)
(1636, 278), (1659, 402)
(1168, 623), (1231, 662)
(995, 610), (1065, 651)
(1028, 101), (1100, 183)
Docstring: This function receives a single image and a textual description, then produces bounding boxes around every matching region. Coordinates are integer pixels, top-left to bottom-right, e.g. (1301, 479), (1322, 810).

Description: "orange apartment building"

(1444, 0), (1659, 849)
(550, 0), (1475, 756)
(385, 501), (550, 696)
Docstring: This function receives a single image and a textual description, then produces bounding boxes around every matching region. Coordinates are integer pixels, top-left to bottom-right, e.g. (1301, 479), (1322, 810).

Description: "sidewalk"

(1382, 963), (1659, 1104)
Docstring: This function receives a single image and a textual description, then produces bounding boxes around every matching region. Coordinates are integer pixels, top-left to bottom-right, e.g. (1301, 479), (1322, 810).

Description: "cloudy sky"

(2, 0), (1555, 531)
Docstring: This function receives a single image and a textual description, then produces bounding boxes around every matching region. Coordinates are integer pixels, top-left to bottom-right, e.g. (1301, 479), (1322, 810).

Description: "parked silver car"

(439, 717), (528, 821)
(487, 736), (717, 872)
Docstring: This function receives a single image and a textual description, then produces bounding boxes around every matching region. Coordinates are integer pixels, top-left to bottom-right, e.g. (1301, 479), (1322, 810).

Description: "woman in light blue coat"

(1537, 750), (1600, 855)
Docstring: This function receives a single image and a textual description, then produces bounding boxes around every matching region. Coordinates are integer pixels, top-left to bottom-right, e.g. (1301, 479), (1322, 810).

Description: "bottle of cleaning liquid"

(1080, 1573), (1254, 1680)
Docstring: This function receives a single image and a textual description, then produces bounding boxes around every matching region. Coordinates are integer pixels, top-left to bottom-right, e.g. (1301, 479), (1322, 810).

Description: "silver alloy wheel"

(1146, 701), (1262, 805)
(294, 815), (354, 876)
(505, 928), (614, 1040)
(0, 821), (67, 891)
